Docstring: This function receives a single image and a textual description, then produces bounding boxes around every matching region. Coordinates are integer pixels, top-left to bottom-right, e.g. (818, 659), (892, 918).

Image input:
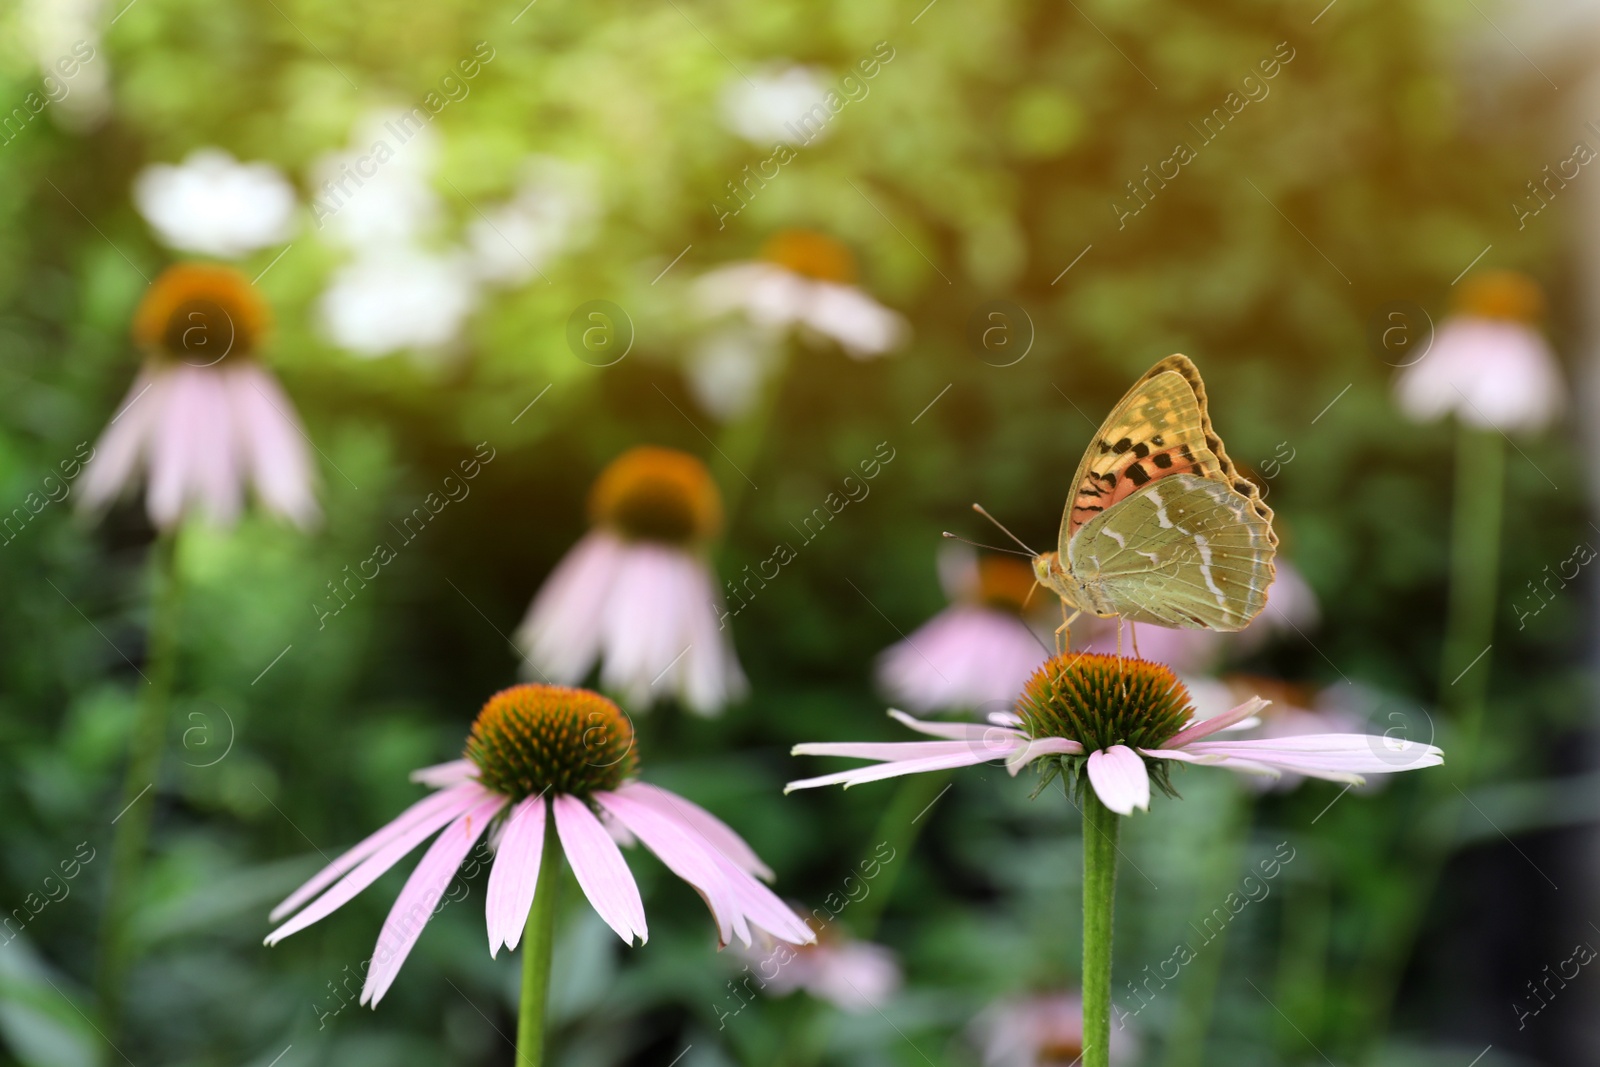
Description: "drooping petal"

(78, 368), (168, 515)
(146, 365), (211, 527)
(1165, 697), (1270, 749)
(595, 789), (746, 947)
(189, 368), (243, 526)
(515, 531), (624, 684)
(484, 795), (546, 957)
(1085, 745), (1150, 815)
(791, 739), (998, 763)
(617, 782), (773, 882)
(361, 795), (505, 1006)
(269, 782), (488, 925)
(552, 794), (647, 945)
(592, 543), (747, 715)
(227, 364), (320, 527)
(677, 554), (749, 715)
(785, 747), (1014, 793)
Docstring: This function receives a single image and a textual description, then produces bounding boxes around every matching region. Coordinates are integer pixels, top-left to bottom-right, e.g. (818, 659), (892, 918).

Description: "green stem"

(516, 818), (562, 1066)
(96, 529), (183, 1044)
(1349, 424), (1504, 1057)
(1081, 790), (1120, 1067)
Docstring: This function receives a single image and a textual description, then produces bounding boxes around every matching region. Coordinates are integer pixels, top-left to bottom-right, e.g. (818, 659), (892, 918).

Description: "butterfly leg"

(1131, 621), (1141, 660)
(1055, 606), (1081, 655)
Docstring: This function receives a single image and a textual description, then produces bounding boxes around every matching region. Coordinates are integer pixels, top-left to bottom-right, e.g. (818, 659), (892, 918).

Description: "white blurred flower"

(317, 248), (478, 357)
(694, 230), (908, 359)
(133, 149), (296, 259)
(22, 0), (109, 127)
(1395, 270), (1563, 433)
(467, 156), (600, 286)
(685, 325), (783, 422)
(308, 110), (442, 250)
(720, 65), (830, 145)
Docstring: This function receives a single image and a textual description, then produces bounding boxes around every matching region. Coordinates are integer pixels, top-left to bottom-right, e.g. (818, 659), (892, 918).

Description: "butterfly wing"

(1066, 473), (1275, 630)
(1057, 354), (1275, 556)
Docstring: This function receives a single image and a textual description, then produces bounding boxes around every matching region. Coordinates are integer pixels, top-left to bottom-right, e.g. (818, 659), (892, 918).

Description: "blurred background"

(0, 0), (1596, 1064)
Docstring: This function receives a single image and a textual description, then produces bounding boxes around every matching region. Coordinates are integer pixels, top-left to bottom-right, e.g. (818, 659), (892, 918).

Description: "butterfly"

(1030, 354), (1277, 635)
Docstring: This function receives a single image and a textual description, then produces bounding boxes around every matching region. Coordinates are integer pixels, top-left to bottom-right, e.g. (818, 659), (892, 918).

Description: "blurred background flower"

(133, 149), (296, 259)
(516, 446), (747, 715)
(720, 65), (832, 146)
(876, 544), (1049, 714)
(693, 230), (908, 359)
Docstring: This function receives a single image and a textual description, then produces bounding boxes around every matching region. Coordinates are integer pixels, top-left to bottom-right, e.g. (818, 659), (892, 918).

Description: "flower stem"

(96, 529), (183, 1040)
(516, 817), (562, 1066)
(1437, 424), (1504, 756)
(1081, 789), (1120, 1067)
(1349, 424), (1504, 1056)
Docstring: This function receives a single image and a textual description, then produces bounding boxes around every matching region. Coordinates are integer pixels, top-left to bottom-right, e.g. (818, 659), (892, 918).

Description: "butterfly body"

(1034, 355), (1277, 632)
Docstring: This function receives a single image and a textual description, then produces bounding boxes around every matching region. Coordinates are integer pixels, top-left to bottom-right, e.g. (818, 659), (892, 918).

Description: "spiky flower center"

(975, 556), (1038, 615)
(465, 684), (636, 800)
(1017, 653), (1192, 754)
(134, 263), (266, 365)
(1455, 269), (1544, 324)
(761, 229), (857, 284)
(589, 445), (722, 545)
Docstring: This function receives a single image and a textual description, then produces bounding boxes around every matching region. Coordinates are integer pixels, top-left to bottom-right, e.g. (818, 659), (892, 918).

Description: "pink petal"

(552, 794), (647, 945)
(709, 858), (815, 945)
(1166, 697), (1270, 749)
(78, 369), (166, 514)
(785, 748), (1010, 793)
(875, 606), (1047, 714)
(887, 708), (1009, 741)
(1182, 734), (1443, 782)
(228, 365), (320, 527)
(617, 782), (774, 882)
(516, 532), (623, 683)
(1004, 737), (1084, 775)
(596, 789), (745, 946)
(265, 783), (490, 939)
(409, 760), (478, 788)
(485, 795), (547, 957)
(791, 739), (997, 763)
(1085, 745), (1150, 815)
(147, 367), (208, 527)
(361, 795), (504, 1005)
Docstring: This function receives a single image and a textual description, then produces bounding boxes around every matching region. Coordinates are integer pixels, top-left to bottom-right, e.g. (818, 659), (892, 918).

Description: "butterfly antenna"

(971, 504), (1039, 556)
(941, 531), (1032, 558)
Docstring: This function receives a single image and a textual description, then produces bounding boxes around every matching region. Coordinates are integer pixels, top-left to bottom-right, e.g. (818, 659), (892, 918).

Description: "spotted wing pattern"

(1058, 355), (1275, 549)
(1067, 474), (1274, 630)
